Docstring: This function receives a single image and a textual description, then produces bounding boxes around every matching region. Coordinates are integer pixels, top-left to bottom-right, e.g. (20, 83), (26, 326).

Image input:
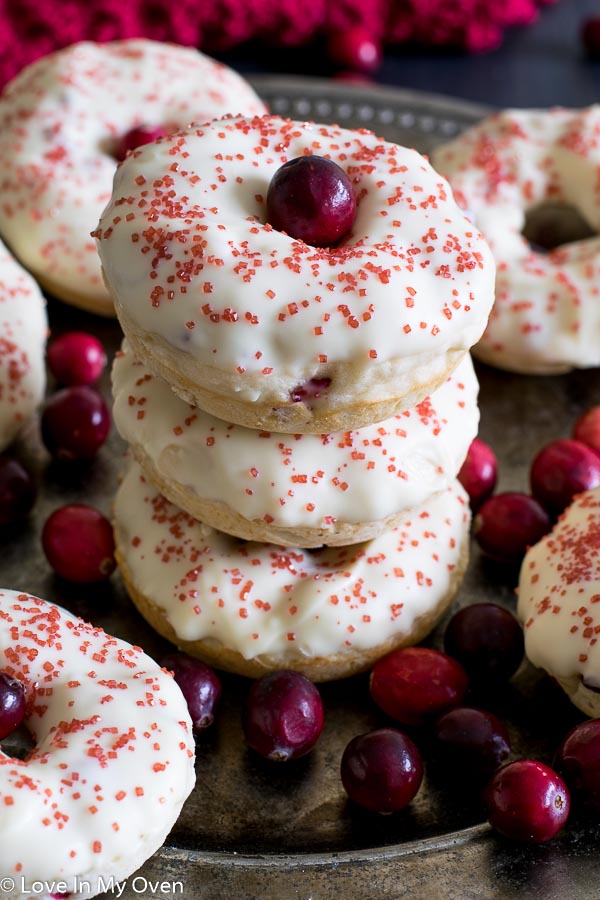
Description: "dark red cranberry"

(41, 386), (110, 461)
(243, 670), (324, 761)
(555, 718), (600, 812)
(434, 706), (511, 780)
(484, 759), (570, 842)
(47, 331), (106, 386)
(161, 652), (221, 732)
(444, 603), (524, 684)
(457, 438), (497, 511)
(290, 377), (331, 404)
(0, 672), (26, 739)
(573, 406), (600, 456)
(327, 27), (383, 74)
(530, 439), (600, 515)
(266, 155), (356, 247)
(341, 727), (423, 813)
(42, 504), (116, 582)
(115, 125), (168, 161)
(473, 492), (551, 564)
(369, 647), (469, 726)
(0, 456), (36, 526)
(582, 17), (600, 58)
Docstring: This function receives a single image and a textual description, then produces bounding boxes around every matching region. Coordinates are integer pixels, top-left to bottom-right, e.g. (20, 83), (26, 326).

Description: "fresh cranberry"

(42, 504), (116, 582)
(340, 728), (423, 813)
(41, 386), (110, 461)
(369, 647), (469, 726)
(0, 457), (36, 526)
(0, 672), (26, 740)
(484, 759), (570, 843)
(444, 603), (524, 684)
(573, 406), (600, 456)
(582, 17), (600, 58)
(327, 27), (383, 74)
(457, 438), (497, 511)
(47, 331), (106, 386)
(266, 155), (356, 247)
(160, 652), (221, 732)
(434, 707), (511, 780)
(243, 670), (324, 761)
(473, 492), (551, 564)
(555, 718), (600, 812)
(290, 377), (331, 404)
(530, 439), (600, 515)
(115, 125), (168, 161)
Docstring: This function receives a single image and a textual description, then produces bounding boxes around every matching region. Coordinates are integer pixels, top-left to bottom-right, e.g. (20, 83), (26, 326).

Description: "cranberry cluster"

(0, 330), (116, 583)
(459, 410), (600, 567)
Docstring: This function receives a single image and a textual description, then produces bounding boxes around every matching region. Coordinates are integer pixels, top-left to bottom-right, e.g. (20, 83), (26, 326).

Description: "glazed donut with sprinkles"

(0, 590), (195, 899)
(519, 486), (600, 718)
(0, 238), (46, 452)
(0, 39), (266, 316)
(433, 106), (600, 374)
(113, 460), (471, 681)
(96, 113), (495, 433)
(112, 341), (479, 547)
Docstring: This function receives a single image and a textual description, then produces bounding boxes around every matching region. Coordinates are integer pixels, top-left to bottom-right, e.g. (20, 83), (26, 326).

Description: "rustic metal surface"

(3, 77), (600, 899)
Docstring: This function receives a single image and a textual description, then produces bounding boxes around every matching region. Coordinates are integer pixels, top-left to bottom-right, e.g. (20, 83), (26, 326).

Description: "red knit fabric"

(0, 0), (558, 89)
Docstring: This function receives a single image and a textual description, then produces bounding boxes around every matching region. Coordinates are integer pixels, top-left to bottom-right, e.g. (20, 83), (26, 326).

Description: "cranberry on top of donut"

(96, 114), (495, 433)
(0, 40), (267, 316)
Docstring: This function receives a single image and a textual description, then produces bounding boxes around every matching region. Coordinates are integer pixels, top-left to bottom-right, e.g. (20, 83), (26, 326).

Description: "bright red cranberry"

(0, 457), (36, 526)
(582, 17), (600, 58)
(0, 672), (26, 739)
(290, 377), (331, 404)
(444, 603), (524, 684)
(42, 504), (116, 583)
(341, 728), (423, 813)
(266, 155), (356, 247)
(573, 406), (600, 456)
(369, 647), (469, 726)
(473, 492), (551, 564)
(434, 707), (511, 780)
(115, 125), (168, 161)
(457, 438), (498, 511)
(555, 718), (600, 812)
(47, 331), (106, 386)
(327, 27), (383, 74)
(530, 439), (600, 515)
(243, 670), (324, 761)
(41, 386), (110, 461)
(484, 760), (570, 843)
(161, 652), (221, 732)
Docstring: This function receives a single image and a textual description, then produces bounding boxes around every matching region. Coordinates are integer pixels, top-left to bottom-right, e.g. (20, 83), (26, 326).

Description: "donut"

(112, 341), (479, 547)
(0, 238), (47, 451)
(113, 460), (471, 681)
(0, 589), (195, 898)
(518, 486), (600, 717)
(96, 113), (495, 432)
(432, 106), (600, 374)
(0, 40), (267, 317)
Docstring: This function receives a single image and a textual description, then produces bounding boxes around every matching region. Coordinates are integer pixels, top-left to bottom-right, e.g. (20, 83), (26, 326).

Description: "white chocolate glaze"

(433, 106), (600, 373)
(114, 460), (470, 661)
(0, 590), (195, 899)
(0, 40), (266, 314)
(0, 239), (46, 451)
(519, 487), (600, 694)
(97, 114), (495, 406)
(112, 342), (479, 540)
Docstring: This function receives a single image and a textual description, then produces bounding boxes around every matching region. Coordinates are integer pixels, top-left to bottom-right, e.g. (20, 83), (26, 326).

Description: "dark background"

(219, 0), (600, 109)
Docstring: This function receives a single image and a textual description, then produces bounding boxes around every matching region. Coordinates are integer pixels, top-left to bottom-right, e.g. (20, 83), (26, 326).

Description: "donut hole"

(522, 202), (597, 252)
(1, 722), (35, 761)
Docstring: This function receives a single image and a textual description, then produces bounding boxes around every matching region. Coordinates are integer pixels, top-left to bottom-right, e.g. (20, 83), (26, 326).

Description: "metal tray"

(5, 77), (600, 900)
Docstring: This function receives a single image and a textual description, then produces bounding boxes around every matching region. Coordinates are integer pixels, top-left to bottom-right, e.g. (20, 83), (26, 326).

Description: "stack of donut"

(97, 112), (496, 681)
